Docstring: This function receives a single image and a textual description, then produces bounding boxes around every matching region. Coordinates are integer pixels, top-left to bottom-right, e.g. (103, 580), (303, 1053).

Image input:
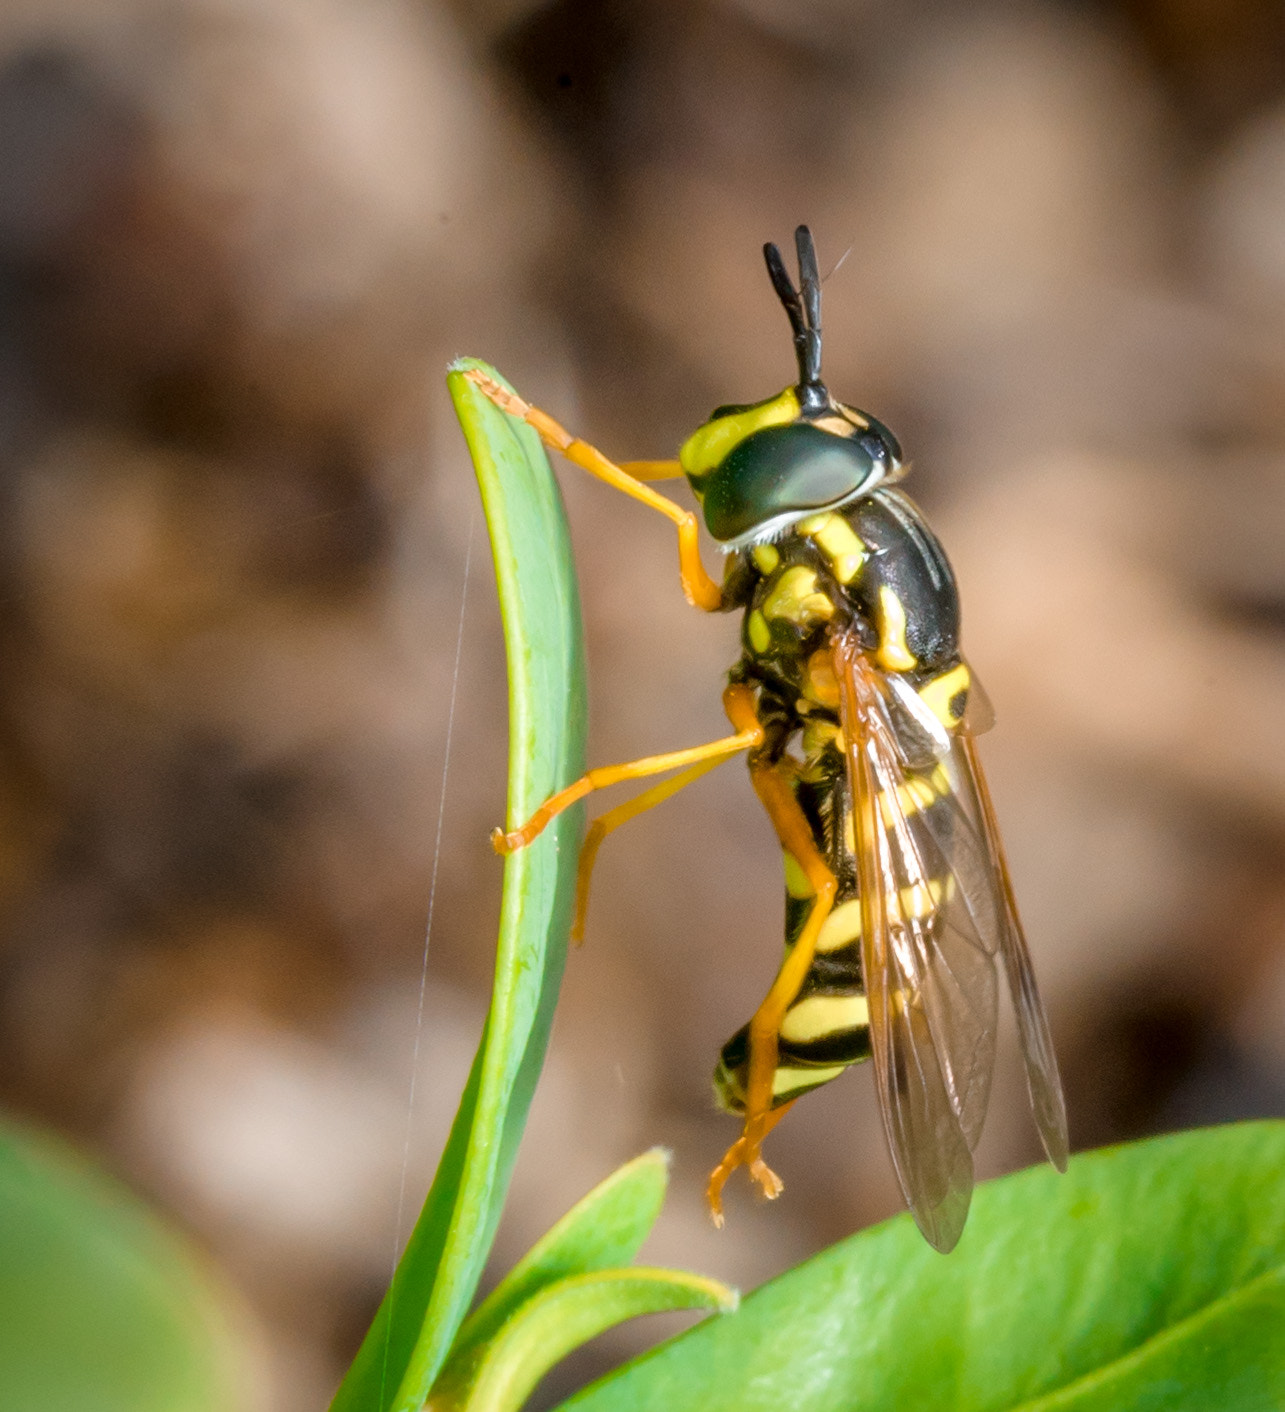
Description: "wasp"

(467, 227), (1067, 1252)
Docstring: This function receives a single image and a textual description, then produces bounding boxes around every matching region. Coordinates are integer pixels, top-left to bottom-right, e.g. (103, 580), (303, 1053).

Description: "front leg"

(465, 369), (722, 611)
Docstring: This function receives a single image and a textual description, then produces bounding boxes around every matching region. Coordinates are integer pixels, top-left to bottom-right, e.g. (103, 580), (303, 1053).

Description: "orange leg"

(706, 1102), (796, 1224)
(706, 759), (838, 1225)
(493, 683), (765, 856)
(465, 369), (721, 611)
(619, 460), (683, 481)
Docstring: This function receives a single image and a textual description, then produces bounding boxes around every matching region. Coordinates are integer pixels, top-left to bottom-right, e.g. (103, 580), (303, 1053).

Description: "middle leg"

(493, 681), (765, 855)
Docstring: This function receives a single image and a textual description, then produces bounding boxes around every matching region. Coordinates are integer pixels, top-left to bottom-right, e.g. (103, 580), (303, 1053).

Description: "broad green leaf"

(449, 1149), (671, 1364)
(332, 359), (587, 1412)
(0, 1117), (251, 1412)
(441, 1269), (737, 1412)
(562, 1122), (1285, 1412)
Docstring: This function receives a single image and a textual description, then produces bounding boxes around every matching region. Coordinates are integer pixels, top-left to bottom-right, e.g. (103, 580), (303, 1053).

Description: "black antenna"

(763, 225), (825, 411)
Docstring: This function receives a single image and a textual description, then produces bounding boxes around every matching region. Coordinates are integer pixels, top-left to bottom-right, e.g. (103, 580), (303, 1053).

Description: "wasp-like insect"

(468, 227), (1067, 1251)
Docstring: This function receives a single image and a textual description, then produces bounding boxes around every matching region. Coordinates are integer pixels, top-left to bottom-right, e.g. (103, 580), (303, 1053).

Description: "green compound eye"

(699, 422), (889, 544)
(677, 223), (904, 545)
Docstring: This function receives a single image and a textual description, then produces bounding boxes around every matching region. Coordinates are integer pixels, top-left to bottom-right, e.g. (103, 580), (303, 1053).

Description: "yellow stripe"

(752, 543), (780, 574)
(877, 875), (957, 927)
(816, 898), (863, 951)
(846, 773), (945, 847)
(773, 1063), (845, 1097)
(762, 566), (835, 626)
(678, 388), (799, 478)
(908, 776), (936, 809)
(917, 663), (970, 728)
(781, 993), (870, 1043)
(876, 769), (946, 828)
(796, 511), (866, 585)
(876, 586), (916, 671)
(890, 877), (946, 923)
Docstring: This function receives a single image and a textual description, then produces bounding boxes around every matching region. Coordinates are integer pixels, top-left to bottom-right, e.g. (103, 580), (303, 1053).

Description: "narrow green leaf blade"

(450, 1269), (737, 1412)
(332, 360), (587, 1412)
(0, 1118), (251, 1412)
(561, 1123), (1285, 1412)
(451, 1149), (671, 1363)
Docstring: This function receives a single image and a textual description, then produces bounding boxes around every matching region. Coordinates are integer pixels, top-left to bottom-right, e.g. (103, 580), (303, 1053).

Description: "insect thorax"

(724, 488), (964, 750)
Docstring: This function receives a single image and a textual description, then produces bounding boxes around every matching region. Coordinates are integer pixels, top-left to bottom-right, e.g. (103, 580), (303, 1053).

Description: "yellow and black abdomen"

(713, 726), (962, 1116)
(714, 742), (872, 1113)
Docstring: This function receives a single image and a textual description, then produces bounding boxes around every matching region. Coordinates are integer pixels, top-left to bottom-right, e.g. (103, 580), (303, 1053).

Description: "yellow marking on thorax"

(678, 388), (799, 479)
(876, 586), (917, 671)
(917, 662), (970, 729)
(796, 512), (866, 585)
(752, 543), (780, 574)
(747, 609), (771, 654)
(773, 1063), (845, 1097)
(763, 566), (835, 626)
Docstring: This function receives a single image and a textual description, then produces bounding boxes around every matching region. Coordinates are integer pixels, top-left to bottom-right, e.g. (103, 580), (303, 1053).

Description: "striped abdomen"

(714, 739), (871, 1112)
(713, 736), (955, 1114)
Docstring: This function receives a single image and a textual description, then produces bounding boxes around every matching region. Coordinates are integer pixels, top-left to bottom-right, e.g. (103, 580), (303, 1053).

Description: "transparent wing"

(959, 732), (1069, 1171)
(855, 644), (1066, 1169)
(842, 645), (1002, 1147)
(836, 637), (1000, 1252)
(864, 638), (1078, 1169)
(962, 657), (996, 735)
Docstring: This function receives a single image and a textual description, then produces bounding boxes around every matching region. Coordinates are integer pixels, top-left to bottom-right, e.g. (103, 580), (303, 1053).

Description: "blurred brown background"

(1, 0), (1284, 1406)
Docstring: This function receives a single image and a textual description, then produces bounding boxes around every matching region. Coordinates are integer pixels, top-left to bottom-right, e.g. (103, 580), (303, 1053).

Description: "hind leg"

(706, 759), (837, 1224)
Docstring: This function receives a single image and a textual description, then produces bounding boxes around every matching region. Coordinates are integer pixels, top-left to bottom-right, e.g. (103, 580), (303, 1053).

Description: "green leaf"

(332, 359), (588, 1412)
(442, 1269), (737, 1412)
(450, 1149), (672, 1364)
(561, 1122), (1285, 1412)
(0, 1117), (250, 1412)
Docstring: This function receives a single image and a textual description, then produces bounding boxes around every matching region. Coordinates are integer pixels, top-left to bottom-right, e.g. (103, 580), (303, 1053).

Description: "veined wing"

(959, 732), (1069, 1170)
(841, 642), (1001, 1149)
(835, 635), (1000, 1252)
(868, 649), (1066, 1168)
